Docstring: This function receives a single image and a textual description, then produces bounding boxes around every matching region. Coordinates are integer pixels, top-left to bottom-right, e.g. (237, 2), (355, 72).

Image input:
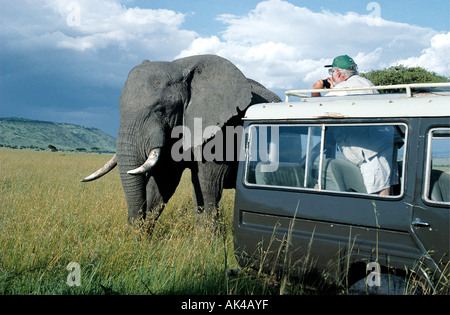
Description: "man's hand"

(312, 79), (324, 90)
(312, 78), (333, 97)
(326, 77), (334, 89)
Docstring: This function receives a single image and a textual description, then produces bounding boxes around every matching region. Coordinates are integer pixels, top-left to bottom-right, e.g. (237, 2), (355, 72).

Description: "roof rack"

(285, 82), (450, 102)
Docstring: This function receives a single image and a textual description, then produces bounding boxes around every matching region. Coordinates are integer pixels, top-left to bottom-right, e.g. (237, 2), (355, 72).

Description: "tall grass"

(0, 149), (213, 294)
(0, 148), (294, 295)
(3, 149), (442, 295)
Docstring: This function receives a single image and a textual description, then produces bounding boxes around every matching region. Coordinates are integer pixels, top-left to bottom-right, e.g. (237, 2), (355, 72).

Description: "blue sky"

(1, 0), (449, 137)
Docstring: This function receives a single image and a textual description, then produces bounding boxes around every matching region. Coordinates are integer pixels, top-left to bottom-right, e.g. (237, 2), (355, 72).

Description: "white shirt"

(326, 75), (378, 96)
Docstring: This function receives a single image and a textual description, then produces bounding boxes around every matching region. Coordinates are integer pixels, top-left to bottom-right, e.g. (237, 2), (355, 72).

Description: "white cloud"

(177, 0), (443, 90)
(51, 1), (195, 54)
(1, 0), (197, 60)
(0, 0), (201, 93)
(1, 0), (447, 97)
(394, 32), (450, 75)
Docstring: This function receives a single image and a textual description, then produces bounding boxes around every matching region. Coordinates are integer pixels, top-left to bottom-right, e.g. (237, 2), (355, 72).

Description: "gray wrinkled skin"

(85, 55), (281, 230)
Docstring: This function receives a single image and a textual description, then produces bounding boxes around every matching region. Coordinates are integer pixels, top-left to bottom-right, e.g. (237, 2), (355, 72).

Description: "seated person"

(330, 126), (403, 195)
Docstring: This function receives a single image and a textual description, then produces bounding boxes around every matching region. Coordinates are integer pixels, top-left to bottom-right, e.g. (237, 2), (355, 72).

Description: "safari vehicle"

(233, 83), (450, 294)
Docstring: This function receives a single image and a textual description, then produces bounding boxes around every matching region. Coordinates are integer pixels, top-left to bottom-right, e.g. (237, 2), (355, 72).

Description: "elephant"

(81, 54), (281, 230)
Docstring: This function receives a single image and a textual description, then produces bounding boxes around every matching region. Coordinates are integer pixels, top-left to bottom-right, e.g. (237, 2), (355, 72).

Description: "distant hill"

(0, 117), (116, 153)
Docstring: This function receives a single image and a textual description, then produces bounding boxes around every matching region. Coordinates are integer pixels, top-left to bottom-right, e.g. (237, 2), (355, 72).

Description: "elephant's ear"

(174, 55), (252, 145)
(248, 78), (282, 104)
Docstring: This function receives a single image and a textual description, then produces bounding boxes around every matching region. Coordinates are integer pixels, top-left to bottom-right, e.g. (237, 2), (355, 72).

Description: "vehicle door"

(412, 125), (450, 274)
(241, 122), (413, 270)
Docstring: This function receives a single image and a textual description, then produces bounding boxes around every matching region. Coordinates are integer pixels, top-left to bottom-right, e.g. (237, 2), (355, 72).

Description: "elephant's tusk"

(127, 148), (161, 175)
(80, 154), (118, 182)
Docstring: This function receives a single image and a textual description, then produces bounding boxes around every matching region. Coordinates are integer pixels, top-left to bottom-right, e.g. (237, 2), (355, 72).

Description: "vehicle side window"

(245, 124), (405, 197)
(246, 126), (320, 188)
(424, 128), (450, 204)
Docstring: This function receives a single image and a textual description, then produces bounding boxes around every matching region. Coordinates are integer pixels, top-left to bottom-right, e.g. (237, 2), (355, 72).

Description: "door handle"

(412, 218), (430, 227)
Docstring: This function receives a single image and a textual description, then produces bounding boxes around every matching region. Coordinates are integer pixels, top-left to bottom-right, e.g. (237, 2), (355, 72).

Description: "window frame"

(243, 122), (408, 199)
(423, 127), (450, 205)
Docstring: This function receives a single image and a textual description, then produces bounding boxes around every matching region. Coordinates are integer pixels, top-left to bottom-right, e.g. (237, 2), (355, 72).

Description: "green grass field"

(3, 148), (444, 296)
(0, 148), (299, 295)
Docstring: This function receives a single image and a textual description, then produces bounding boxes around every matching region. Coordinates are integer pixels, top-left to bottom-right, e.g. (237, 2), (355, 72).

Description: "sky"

(1, 0), (449, 137)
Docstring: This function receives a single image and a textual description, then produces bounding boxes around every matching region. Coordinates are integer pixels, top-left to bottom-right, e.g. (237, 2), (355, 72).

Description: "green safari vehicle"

(233, 83), (450, 294)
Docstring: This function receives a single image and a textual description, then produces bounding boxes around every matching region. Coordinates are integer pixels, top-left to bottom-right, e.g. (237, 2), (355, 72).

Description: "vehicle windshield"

(245, 124), (406, 197)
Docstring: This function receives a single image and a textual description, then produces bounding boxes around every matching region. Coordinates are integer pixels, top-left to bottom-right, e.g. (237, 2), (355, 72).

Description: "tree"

(360, 65), (449, 93)
(48, 144), (58, 152)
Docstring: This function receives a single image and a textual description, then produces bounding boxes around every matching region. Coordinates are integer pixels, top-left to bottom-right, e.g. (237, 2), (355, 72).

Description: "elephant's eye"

(154, 105), (165, 116)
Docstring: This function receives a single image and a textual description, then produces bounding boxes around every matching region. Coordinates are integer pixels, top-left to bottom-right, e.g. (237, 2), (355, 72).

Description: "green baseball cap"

(325, 55), (358, 70)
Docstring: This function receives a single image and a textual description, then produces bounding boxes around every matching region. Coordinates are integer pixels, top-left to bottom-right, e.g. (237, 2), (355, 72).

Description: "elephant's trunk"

(116, 127), (161, 223)
(118, 163), (147, 223)
(127, 148), (161, 175)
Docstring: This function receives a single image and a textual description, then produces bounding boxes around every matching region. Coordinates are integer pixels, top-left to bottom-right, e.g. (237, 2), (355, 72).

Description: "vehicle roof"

(244, 84), (450, 121)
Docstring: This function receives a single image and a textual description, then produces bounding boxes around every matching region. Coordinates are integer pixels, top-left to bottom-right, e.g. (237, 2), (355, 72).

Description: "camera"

(322, 79), (331, 89)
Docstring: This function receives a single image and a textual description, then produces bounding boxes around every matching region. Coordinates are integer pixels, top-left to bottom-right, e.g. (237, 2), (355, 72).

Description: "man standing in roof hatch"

(310, 55), (400, 196)
(311, 55), (378, 97)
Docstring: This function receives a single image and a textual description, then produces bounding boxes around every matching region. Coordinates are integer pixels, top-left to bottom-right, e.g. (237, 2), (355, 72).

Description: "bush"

(361, 65), (449, 93)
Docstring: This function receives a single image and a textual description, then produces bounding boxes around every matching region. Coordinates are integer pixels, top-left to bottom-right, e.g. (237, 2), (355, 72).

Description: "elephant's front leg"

(144, 166), (184, 232)
(143, 176), (166, 232)
(191, 162), (229, 225)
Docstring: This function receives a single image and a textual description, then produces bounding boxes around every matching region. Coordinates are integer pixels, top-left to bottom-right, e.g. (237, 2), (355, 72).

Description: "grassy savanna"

(0, 148), (296, 295)
(3, 149), (443, 295)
